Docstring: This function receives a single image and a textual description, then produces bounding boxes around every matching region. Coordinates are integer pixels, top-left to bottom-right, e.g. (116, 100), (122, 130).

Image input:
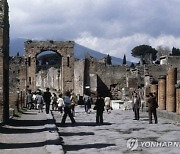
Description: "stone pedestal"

(166, 68), (177, 112)
(158, 76), (166, 110)
(176, 88), (180, 115)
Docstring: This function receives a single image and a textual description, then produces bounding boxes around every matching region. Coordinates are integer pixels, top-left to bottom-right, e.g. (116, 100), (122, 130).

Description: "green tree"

(131, 45), (158, 63)
(122, 54), (126, 65)
(16, 52), (19, 57)
(106, 54), (112, 65)
(130, 62), (135, 68)
(172, 47), (180, 56)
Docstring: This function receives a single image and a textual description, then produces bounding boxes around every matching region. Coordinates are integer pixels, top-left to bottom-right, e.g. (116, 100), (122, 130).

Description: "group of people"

(27, 88), (159, 126)
(26, 89), (113, 125)
(26, 88), (52, 114)
(132, 91), (158, 124)
(27, 88), (158, 125)
(83, 94), (112, 125)
(26, 88), (77, 124)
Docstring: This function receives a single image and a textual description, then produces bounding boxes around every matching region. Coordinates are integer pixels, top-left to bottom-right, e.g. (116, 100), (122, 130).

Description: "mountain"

(10, 38), (25, 56)
(74, 44), (129, 65)
(10, 38), (130, 65)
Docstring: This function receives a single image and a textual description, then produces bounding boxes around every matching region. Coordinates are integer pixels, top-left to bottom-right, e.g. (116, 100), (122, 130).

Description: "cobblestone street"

(53, 106), (180, 154)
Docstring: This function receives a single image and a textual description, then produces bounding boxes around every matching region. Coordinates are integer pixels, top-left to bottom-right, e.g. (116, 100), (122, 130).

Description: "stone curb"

(45, 112), (64, 154)
(157, 109), (180, 122)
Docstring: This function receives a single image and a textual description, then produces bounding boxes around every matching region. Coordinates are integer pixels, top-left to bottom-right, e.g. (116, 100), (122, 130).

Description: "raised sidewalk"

(0, 110), (63, 154)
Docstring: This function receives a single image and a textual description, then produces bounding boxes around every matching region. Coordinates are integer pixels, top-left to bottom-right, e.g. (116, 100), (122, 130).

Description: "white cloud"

(75, 33), (180, 62)
(8, 0), (180, 62)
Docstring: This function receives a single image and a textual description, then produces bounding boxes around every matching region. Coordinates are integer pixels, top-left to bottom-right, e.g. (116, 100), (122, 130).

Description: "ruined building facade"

(25, 40), (74, 93)
(0, 0), (9, 122)
(9, 44), (180, 116)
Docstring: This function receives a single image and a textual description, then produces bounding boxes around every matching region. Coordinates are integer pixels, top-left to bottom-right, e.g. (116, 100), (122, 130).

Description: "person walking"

(104, 96), (111, 113)
(70, 92), (77, 116)
(43, 88), (52, 114)
(132, 92), (141, 120)
(26, 89), (33, 110)
(32, 91), (37, 109)
(61, 91), (76, 125)
(95, 96), (105, 125)
(36, 91), (44, 113)
(147, 92), (158, 124)
(51, 93), (58, 111)
(83, 94), (92, 113)
(57, 93), (64, 114)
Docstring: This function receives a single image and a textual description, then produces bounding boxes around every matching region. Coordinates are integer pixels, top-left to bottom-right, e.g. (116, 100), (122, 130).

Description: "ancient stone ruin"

(24, 40), (74, 93)
(0, 0), (9, 122)
(0, 0), (180, 122)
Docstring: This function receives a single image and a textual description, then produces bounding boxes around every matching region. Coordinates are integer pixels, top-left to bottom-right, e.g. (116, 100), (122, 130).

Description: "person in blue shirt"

(61, 91), (76, 125)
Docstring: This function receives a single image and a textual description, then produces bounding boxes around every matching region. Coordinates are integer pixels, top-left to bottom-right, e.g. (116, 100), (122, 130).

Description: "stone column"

(166, 68), (177, 112)
(176, 88), (180, 115)
(0, 56), (3, 121)
(158, 75), (166, 110)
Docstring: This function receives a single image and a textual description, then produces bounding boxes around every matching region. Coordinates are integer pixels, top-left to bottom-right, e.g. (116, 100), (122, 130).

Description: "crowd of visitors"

(26, 88), (158, 125)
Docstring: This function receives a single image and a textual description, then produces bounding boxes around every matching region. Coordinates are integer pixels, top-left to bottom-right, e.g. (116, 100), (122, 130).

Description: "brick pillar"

(158, 75), (166, 110)
(176, 88), (180, 115)
(166, 68), (177, 112)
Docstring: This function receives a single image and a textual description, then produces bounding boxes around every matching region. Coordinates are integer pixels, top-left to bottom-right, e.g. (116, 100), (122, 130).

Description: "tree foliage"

(106, 54), (112, 65)
(131, 45), (158, 61)
(172, 47), (180, 56)
(16, 52), (19, 57)
(130, 62), (135, 68)
(122, 54), (126, 65)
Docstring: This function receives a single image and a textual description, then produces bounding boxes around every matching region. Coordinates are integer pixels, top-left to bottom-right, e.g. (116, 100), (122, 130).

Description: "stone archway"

(25, 40), (74, 93)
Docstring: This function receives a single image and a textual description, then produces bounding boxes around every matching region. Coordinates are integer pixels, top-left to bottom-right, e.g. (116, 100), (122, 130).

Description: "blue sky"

(8, 0), (180, 62)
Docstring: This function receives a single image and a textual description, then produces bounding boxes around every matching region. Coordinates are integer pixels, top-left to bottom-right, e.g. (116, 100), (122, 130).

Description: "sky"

(8, 0), (180, 62)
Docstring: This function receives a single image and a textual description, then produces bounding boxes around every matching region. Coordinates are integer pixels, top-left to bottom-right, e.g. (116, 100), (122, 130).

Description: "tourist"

(147, 92), (158, 124)
(83, 94), (91, 113)
(26, 89), (33, 110)
(43, 88), (52, 114)
(70, 92), (77, 116)
(132, 92), (141, 120)
(36, 90), (44, 113)
(51, 93), (58, 111)
(95, 96), (105, 125)
(32, 91), (37, 109)
(104, 96), (111, 113)
(61, 91), (76, 125)
(57, 93), (64, 114)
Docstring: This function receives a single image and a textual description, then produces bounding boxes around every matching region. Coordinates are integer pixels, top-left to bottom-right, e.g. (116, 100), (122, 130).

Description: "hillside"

(10, 38), (130, 65)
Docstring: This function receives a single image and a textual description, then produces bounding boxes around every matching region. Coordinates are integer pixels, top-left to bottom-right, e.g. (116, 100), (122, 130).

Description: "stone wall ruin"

(24, 40), (74, 93)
